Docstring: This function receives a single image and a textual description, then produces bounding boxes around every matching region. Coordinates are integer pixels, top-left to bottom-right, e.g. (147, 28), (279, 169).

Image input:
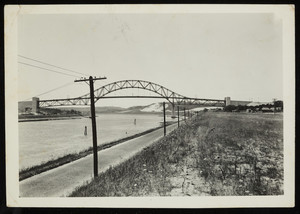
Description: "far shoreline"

(18, 111), (175, 122)
(18, 116), (83, 122)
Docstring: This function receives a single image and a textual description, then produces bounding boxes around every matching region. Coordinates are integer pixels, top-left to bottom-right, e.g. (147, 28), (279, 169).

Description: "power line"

(18, 55), (87, 76)
(22, 81), (75, 101)
(18, 61), (80, 78)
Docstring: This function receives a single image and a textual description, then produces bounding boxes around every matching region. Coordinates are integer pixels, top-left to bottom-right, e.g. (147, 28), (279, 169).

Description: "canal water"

(19, 113), (176, 170)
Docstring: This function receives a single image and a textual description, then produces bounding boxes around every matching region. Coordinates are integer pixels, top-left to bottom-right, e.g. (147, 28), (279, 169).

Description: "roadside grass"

(70, 111), (283, 197)
(70, 121), (195, 196)
(19, 124), (175, 181)
(194, 112), (283, 195)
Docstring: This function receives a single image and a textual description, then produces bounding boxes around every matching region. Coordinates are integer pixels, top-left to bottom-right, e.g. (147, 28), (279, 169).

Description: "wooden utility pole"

(75, 76), (107, 177)
(177, 106), (180, 127)
(163, 102), (166, 136)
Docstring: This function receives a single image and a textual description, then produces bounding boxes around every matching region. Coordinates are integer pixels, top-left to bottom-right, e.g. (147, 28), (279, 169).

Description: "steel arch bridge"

(39, 80), (225, 108)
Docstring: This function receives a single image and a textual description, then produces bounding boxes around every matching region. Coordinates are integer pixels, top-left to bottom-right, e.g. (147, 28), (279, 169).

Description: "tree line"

(224, 100), (283, 112)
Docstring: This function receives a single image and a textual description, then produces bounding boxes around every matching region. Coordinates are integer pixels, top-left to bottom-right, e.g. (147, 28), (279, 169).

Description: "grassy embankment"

(19, 122), (174, 181)
(70, 111), (283, 196)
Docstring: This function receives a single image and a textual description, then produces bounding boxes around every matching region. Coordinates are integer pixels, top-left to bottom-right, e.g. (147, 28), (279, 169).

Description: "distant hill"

(20, 101), (223, 116)
(56, 102), (218, 115)
(141, 102), (172, 113)
(57, 106), (126, 115)
(117, 103), (173, 114)
(57, 102), (173, 114)
(95, 106), (125, 113)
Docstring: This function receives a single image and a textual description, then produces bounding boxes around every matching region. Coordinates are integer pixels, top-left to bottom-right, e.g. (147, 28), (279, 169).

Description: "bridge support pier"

(225, 97), (231, 106)
(32, 97), (39, 114)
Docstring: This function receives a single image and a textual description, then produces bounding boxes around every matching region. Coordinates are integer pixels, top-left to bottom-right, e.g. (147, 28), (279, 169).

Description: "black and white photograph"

(5, 4), (295, 208)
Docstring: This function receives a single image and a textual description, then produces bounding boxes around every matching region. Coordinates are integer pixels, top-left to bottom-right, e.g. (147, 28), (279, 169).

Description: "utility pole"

(163, 102), (166, 136)
(177, 105), (180, 127)
(75, 76), (107, 177)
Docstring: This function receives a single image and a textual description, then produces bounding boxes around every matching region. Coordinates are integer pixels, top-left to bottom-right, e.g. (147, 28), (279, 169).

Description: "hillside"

(65, 106), (126, 115)
(119, 103), (172, 114)
(58, 102), (174, 115)
(18, 107), (83, 120)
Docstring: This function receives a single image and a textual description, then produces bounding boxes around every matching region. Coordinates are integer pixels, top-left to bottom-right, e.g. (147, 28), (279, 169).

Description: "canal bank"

(18, 116), (83, 122)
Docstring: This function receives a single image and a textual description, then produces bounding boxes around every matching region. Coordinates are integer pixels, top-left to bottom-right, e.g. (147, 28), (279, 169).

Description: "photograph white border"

(5, 4), (295, 208)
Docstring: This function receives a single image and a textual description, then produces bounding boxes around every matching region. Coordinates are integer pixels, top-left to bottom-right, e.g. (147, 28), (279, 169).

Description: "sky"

(18, 13), (283, 108)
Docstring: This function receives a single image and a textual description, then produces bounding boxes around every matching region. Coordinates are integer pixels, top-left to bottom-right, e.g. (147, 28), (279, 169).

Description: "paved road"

(20, 123), (178, 197)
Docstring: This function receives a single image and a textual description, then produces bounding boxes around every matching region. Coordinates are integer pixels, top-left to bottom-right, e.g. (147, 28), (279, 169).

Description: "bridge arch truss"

(39, 80), (225, 107)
